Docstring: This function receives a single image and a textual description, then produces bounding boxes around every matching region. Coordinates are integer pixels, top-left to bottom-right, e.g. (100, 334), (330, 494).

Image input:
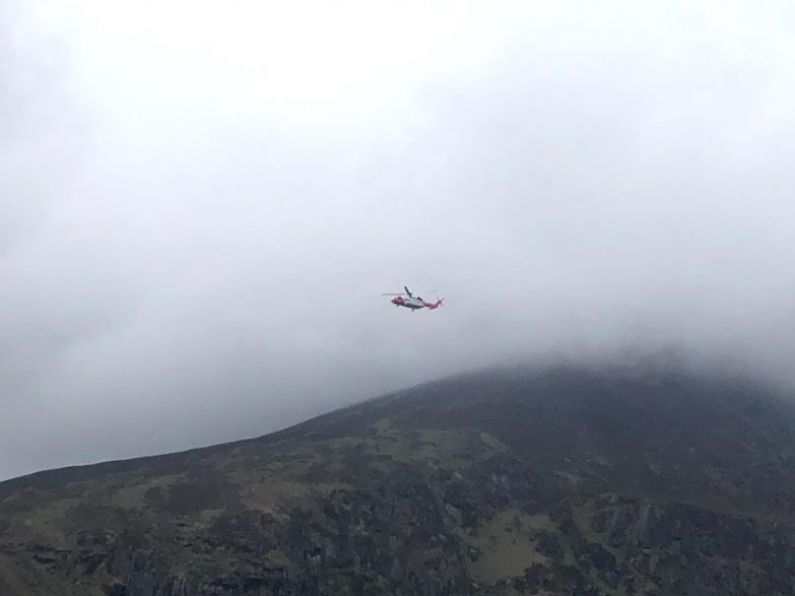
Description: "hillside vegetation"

(1, 365), (794, 595)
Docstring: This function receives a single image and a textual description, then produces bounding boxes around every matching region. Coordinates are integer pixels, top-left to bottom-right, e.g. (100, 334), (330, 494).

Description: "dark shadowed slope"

(1, 364), (795, 595)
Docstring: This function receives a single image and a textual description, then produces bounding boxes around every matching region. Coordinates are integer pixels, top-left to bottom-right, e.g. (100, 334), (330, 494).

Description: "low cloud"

(2, 0), (795, 479)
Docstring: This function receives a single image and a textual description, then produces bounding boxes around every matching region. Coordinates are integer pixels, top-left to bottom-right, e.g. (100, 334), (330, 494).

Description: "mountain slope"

(1, 364), (794, 595)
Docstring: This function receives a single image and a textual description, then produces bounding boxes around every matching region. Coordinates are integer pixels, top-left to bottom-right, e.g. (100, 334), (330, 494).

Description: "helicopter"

(383, 286), (444, 311)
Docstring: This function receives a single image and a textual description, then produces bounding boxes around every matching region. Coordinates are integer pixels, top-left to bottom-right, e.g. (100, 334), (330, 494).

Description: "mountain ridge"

(2, 363), (794, 595)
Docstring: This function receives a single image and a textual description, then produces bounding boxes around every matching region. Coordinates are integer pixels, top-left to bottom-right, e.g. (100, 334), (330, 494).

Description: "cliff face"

(1, 365), (794, 595)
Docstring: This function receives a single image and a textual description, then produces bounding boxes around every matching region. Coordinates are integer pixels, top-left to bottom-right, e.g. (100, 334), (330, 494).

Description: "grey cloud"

(2, 1), (795, 480)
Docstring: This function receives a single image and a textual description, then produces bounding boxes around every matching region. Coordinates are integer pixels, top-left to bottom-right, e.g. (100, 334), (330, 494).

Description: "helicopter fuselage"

(391, 295), (425, 309)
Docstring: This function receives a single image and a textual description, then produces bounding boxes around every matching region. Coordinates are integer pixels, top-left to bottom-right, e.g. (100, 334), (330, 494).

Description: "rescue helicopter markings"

(382, 286), (444, 311)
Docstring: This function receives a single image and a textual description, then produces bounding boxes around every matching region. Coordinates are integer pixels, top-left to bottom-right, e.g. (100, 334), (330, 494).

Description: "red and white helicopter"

(383, 286), (444, 311)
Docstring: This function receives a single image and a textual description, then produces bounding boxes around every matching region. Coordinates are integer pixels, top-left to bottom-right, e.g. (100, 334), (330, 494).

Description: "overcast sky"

(2, 0), (795, 480)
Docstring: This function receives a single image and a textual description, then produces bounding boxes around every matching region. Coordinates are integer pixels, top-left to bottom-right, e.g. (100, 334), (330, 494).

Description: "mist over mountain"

(5, 2), (795, 591)
(3, 1), (795, 480)
(2, 363), (794, 595)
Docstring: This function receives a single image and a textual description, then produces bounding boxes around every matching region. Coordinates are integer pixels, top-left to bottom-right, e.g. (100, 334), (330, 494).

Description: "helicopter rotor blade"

(404, 286), (413, 297)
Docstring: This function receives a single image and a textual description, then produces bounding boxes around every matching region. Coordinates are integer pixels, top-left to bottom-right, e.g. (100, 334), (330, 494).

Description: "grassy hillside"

(1, 364), (794, 595)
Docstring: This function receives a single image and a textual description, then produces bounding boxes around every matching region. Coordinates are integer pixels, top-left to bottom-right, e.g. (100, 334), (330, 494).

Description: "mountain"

(1, 363), (795, 595)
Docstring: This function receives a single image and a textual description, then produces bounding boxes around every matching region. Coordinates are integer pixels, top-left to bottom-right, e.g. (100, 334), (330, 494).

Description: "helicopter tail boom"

(423, 298), (444, 310)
